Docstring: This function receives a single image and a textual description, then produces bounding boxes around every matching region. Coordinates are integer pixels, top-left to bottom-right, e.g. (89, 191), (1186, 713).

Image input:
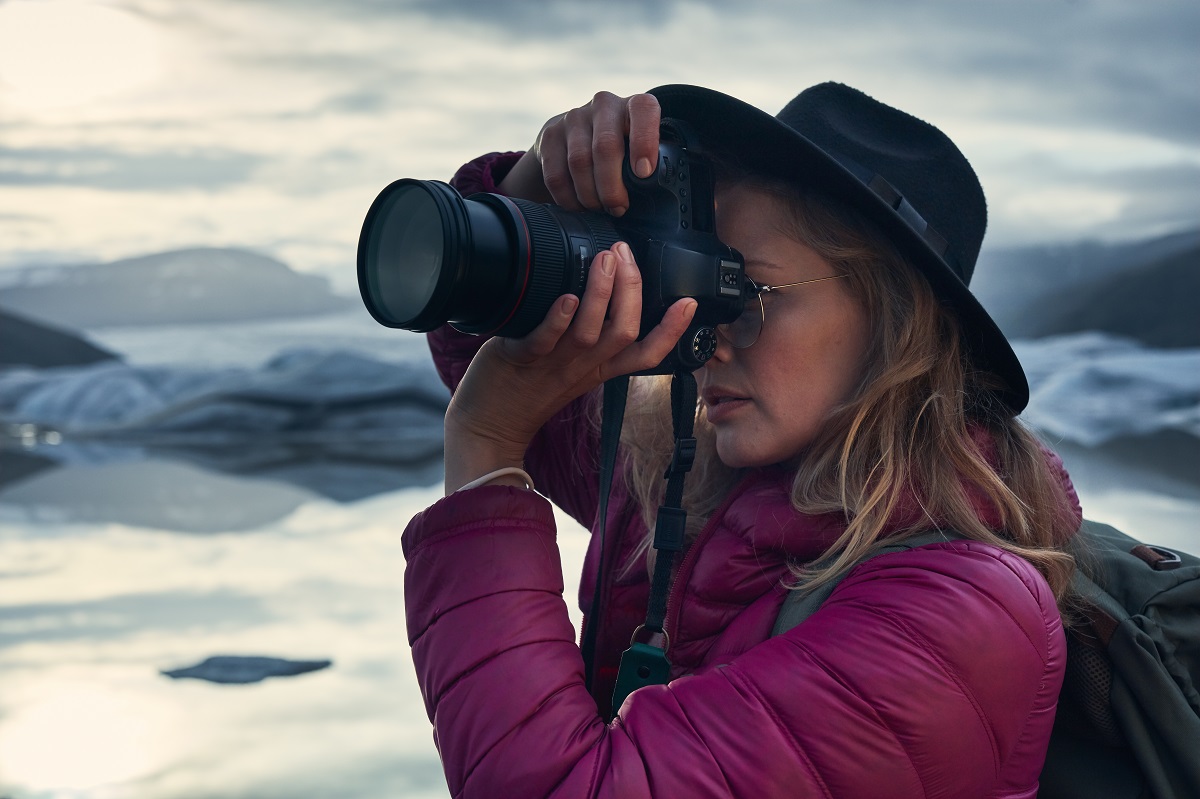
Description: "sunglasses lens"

(718, 295), (763, 349)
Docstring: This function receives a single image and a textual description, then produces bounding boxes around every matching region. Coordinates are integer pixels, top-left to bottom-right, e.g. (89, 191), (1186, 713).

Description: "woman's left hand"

(443, 241), (697, 494)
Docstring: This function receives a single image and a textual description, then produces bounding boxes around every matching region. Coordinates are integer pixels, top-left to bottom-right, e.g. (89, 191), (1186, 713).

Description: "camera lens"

(361, 182), (445, 328)
(358, 178), (620, 338)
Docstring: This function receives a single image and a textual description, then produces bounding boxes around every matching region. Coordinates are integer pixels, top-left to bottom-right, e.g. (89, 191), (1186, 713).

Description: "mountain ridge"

(0, 247), (354, 329)
(971, 228), (1198, 347)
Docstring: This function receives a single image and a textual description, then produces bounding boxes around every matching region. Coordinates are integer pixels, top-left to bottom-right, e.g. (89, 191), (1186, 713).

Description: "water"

(1, 321), (1196, 797)
(1, 484), (440, 797)
(0, 464), (593, 798)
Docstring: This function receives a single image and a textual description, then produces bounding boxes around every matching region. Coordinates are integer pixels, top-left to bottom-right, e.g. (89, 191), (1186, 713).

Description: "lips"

(702, 387), (750, 423)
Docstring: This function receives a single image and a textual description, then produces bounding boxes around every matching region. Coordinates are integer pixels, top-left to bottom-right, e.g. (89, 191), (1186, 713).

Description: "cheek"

(827, 324), (871, 397)
(765, 308), (870, 419)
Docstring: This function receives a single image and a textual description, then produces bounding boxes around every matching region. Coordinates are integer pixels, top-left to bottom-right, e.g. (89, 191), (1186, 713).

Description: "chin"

(715, 430), (811, 471)
(714, 439), (773, 470)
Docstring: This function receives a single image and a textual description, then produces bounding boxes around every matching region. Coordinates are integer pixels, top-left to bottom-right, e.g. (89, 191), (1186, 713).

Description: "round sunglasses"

(717, 274), (849, 349)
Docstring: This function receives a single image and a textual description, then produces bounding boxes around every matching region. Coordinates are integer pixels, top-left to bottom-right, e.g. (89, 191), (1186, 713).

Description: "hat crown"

(776, 83), (987, 285)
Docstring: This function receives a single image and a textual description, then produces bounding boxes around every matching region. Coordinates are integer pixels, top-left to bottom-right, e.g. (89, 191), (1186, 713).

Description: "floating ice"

(0, 347), (449, 443)
(162, 656), (332, 684)
(1016, 332), (1200, 446)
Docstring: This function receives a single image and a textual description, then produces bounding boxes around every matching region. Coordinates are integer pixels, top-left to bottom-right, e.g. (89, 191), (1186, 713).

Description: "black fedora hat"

(649, 83), (1029, 413)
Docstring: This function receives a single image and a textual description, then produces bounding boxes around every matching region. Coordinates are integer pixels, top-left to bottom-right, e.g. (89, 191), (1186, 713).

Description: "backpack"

(771, 520), (1200, 799)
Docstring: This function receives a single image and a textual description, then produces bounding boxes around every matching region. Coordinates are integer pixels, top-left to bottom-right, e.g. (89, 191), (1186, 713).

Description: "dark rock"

(973, 228), (1200, 345)
(1032, 245), (1200, 347)
(0, 447), (59, 490)
(0, 308), (118, 368)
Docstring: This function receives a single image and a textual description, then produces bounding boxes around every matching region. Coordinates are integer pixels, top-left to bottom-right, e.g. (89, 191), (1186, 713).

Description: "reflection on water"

(0, 463), (449, 797)
(1, 458), (312, 532)
(1, 678), (188, 792)
(0, 438), (1194, 797)
(0, 454), (444, 532)
(0, 453), (591, 798)
(1048, 432), (1200, 556)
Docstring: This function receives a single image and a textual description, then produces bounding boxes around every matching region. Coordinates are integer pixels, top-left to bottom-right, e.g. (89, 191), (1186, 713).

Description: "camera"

(356, 120), (747, 373)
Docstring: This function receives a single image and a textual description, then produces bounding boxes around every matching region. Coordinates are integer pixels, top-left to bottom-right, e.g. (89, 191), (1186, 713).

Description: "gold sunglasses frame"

(719, 274), (850, 349)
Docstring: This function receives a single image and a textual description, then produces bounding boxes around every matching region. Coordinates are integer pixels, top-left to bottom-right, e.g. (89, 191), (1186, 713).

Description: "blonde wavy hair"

(617, 177), (1078, 605)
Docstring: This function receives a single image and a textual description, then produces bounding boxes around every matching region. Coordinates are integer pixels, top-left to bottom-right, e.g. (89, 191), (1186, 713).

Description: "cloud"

(0, 146), (263, 191)
(1092, 162), (1200, 236)
(257, 0), (1200, 148)
(912, 1), (1200, 147)
(984, 152), (1200, 245)
(318, 91), (389, 114)
(2, 0), (1195, 277)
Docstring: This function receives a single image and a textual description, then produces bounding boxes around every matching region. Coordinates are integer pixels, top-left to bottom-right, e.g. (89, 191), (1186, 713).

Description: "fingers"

(626, 93), (661, 179)
(511, 294), (579, 360)
(564, 92), (626, 214)
(537, 116), (576, 210)
(605, 297), (696, 379)
(601, 243), (644, 345)
(535, 91), (662, 216)
(567, 246), (621, 348)
(591, 102), (630, 216)
(516, 243), (637, 361)
(562, 105), (598, 211)
(505, 242), (697, 379)
(570, 243), (696, 377)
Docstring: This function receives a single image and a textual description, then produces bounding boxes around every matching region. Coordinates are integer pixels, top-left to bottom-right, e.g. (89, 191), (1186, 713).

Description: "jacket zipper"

(661, 472), (760, 656)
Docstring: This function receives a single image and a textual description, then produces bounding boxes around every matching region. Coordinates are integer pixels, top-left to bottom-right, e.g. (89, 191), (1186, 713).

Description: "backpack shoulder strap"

(771, 530), (966, 637)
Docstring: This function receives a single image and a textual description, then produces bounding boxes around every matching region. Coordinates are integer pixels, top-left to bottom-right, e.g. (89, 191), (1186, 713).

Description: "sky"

(0, 0), (1197, 293)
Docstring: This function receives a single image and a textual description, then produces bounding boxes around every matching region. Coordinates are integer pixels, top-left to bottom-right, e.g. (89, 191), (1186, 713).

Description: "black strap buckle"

(665, 436), (697, 477)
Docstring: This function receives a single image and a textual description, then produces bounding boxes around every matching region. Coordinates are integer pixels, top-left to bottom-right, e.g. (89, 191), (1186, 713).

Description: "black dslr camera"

(357, 120), (747, 373)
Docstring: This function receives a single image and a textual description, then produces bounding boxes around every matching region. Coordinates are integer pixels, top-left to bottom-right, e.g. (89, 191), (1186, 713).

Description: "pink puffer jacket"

(401, 153), (1081, 798)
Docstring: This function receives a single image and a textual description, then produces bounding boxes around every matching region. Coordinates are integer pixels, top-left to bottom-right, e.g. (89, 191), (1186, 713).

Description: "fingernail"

(635, 158), (653, 178)
(598, 252), (614, 276)
(604, 205), (627, 218)
(562, 295), (579, 315)
(616, 241), (632, 260)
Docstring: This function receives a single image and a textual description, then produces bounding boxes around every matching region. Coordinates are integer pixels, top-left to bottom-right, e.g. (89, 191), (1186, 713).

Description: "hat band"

(827, 150), (951, 264)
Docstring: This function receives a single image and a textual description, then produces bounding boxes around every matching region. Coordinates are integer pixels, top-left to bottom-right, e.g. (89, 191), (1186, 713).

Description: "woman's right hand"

(442, 241), (696, 495)
(497, 91), (661, 217)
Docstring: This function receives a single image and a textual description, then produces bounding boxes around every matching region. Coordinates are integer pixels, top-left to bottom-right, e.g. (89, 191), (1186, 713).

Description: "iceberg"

(0, 347), (448, 440)
(0, 348), (450, 502)
(1016, 333), (1200, 446)
(162, 656), (332, 684)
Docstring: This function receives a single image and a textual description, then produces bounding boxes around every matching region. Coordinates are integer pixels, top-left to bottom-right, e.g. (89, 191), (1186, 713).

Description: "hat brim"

(649, 84), (1029, 413)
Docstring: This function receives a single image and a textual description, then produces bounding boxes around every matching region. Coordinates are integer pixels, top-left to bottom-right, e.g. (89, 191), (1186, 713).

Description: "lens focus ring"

(500, 200), (571, 338)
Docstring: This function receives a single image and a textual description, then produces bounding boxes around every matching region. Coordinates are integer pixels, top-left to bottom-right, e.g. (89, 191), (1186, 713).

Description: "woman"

(403, 84), (1082, 798)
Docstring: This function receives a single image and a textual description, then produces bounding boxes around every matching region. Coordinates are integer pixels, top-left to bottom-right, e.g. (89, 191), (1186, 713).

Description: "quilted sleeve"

(404, 495), (1065, 799)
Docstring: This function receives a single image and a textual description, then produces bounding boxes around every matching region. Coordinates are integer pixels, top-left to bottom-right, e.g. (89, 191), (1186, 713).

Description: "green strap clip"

(611, 634), (671, 716)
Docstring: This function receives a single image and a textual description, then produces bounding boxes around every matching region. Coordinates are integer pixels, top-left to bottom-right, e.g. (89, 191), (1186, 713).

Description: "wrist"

(443, 414), (531, 495)
(453, 467), (535, 494)
(495, 151), (552, 202)
(445, 464), (532, 495)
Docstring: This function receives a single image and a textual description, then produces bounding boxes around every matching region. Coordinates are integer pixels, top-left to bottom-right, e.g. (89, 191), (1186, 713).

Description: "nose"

(708, 324), (736, 364)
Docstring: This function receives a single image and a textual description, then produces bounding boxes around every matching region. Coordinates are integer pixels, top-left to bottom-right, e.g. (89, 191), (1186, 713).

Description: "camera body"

(607, 121), (746, 372)
(357, 119), (747, 374)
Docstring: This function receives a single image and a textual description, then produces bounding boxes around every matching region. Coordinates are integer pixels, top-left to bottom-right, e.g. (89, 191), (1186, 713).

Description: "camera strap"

(581, 374), (629, 701)
(608, 370), (697, 717)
